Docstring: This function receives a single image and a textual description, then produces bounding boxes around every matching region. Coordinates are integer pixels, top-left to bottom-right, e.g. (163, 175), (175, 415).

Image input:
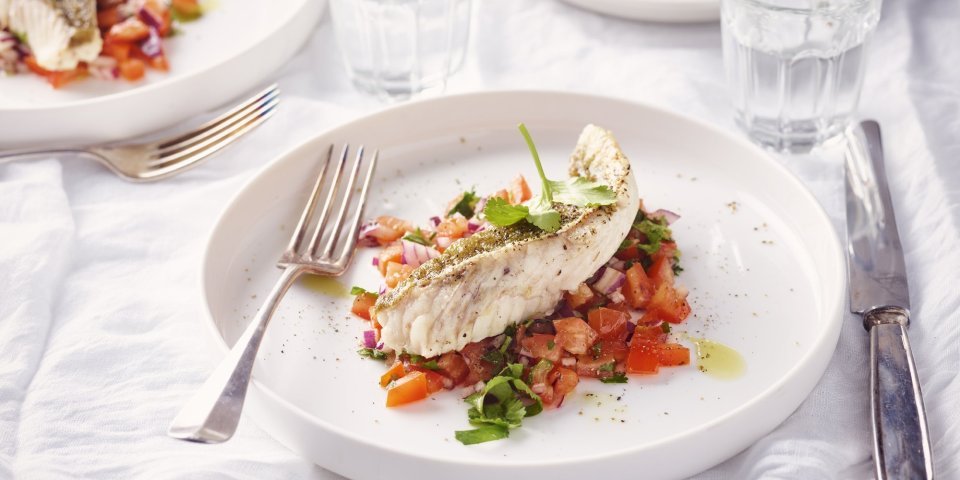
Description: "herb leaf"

(402, 228), (434, 246)
(448, 190), (479, 218)
(482, 197), (530, 227)
(350, 286), (377, 297)
(547, 176), (618, 207)
(634, 218), (672, 255)
(454, 425), (510, 445)
(357, 348), (387, 360)
(600, 372), (628, 384)
(456, 363), (543, 445)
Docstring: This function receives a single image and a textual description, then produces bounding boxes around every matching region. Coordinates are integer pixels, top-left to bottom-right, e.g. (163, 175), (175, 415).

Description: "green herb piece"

(455, 363), (543, 445)
(672, 263), (684, 276)
(448, 190), (479, 218)
(481, 349), (505, 369)
(618, 238), (634, 251)
(350, 286), (378, 297)
(547, 339), (556, 350)
(600, 372), (628, 384)
(591, 342), (603, 359)
(482, 124), (616, 233)
(661, 322), (672, 334)
(402, 228), (434, 246)
(598, 361), (615, 372)
(528, 359), (553, 384)
(357, 348), (387, 360)
(633, 218), (672, 255)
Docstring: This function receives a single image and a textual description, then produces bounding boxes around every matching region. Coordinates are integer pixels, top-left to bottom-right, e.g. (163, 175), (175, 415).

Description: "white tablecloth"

(1, 0), (957, 478)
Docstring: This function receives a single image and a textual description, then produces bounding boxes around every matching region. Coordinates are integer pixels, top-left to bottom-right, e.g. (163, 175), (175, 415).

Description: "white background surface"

(0, 0), (957, 478)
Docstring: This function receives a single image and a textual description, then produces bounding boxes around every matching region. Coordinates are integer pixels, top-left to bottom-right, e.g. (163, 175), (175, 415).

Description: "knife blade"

(845, 120), (934, 480)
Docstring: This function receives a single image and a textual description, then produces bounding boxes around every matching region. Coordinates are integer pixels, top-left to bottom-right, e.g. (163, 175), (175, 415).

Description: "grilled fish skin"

(5, 0), (102, 71)
(375, 125), (639, 357)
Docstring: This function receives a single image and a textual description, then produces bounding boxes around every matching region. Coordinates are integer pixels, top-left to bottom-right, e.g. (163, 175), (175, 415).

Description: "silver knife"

(845, 120), (934, 480)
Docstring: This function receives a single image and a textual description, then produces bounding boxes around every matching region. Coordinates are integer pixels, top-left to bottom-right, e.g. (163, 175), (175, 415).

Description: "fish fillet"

(375, 125), (639, 357)
(5, 0), (101, 71)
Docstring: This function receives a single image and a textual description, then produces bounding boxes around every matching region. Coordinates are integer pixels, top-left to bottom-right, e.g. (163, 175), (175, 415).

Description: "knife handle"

(866, 306), (934, 479)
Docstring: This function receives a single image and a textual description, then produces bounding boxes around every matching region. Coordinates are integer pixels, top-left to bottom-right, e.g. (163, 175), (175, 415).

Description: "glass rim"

(722, 0), (878, 14)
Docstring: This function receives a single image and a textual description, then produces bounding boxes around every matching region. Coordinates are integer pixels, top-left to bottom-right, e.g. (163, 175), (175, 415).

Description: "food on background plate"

(351, 124), (692, 444)
(0, 0), (202, 87)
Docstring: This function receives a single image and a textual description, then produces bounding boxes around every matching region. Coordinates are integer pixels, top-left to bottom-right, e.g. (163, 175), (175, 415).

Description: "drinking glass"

(329, 0), (472, 101)
(721, 0), (882, 152)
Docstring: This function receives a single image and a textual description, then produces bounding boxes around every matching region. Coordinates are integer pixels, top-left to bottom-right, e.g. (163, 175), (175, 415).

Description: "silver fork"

(0, 84), (279, 182)
(168, 144), (378, 443)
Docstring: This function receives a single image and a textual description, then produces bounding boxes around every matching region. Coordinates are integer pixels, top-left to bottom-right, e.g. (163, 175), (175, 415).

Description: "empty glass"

(329, 0), (472, 101)
(721, 0), (882, 152)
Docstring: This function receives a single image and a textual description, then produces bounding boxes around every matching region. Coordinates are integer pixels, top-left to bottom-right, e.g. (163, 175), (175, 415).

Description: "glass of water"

(721, 0), (882, 152)
(329, 0), (472, 101)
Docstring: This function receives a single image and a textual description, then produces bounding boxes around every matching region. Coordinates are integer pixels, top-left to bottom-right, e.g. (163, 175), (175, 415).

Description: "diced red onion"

(378, 284), (387, 295)
(139, 26), (163, 58)
(607, 290), (626, 304)
(88, 56), (119, 80)
(429, 216), (441, 227)
(435, 236), (453, 250)
(519, 348), (533, 358)
(362, 330), (377, 348)
(606, 258), (626, 271)
(650, 209), (681, 225)
(138, 7), (165, 32)
(474, 196), (489, 218)
(552, 303), (576, 319)
(371, 257), (379, 267)
(376, 341), (385, 350)
(400, 239), (440, 268)
(586, 267), (605, 285)
(467, 219), (483, 232)
(358, 221), (384, 247)
(560, 357), (576, 367)
(593, 267), (626, 295)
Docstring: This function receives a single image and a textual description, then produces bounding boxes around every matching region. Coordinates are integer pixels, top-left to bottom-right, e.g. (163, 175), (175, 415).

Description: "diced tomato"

(107, 17), (150, 43)
(436, 352), (469, 385)
(384, 261), (414, 288)
(102, 41), (133, 61)
(622, 263), (655, 309)
(380, 362), (405, 387)
(605, 302), (631, 314)
(658, 343), (690, 366)
(626, 340), (660, 375)
(551, 366), (579, 403)
(405, 368), (447, 393)
(377, 244), (402, 276)
(615, 242), (640, 261)
(97, 6), (124, 30)
(564, 283), (596, 311)
(521, 334), (561, 362)
(141, 0), (172, 37)
(596, 338), (629, 362)
(553, 317), (599, 355)
(646, 283), (691, 324)
(631, 324), (667, 345)
(146, 52), (169, 71)
(118, 58), (146, 81)
(23, 56), (51, 76)
(493, 189), (510, 202)
(369, 216), (412, 245)
(647, 256), (674, 287)
(436, 215), (468, 239)
(653, 241), (678, 265)
(350, 292), (377, 320)
(458, 341), (499, 382)
(385, 371), (429, 406)
(508, 175), (532, 204)
(587, 307), (629, 341)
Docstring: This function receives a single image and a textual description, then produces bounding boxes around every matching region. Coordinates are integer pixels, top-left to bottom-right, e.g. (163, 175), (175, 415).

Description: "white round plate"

(561, 0), (719, 23)
(201, 91), (843, 479)
(0, 0), (322, 148)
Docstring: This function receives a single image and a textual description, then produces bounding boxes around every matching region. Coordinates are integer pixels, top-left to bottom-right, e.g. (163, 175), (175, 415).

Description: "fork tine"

(156, 87), (280, 157)
(138, 103), (278, 181)
(336, 149), (378, 268)
(149, 96), (278, 167)
(306, 145), (349, 258)
(282, 145), (333, 261)
(320, 146), (365, 260)
(156, 84), (278, 150)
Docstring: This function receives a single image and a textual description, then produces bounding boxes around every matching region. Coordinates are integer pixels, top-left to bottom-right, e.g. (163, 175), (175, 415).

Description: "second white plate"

(200, 91), (843, 479)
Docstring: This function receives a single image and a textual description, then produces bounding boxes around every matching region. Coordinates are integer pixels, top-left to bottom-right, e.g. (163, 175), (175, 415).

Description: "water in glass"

(330, 0), (472, 101)
(722, 0), (881, 152)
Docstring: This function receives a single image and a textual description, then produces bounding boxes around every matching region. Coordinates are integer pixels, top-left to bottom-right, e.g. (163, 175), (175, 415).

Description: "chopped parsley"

(402, 227), (434, 246)
(350, 286), (378, 297)
(598, 361), (616, 372)
(661, 322), (672, 334)
(357, 348), (387, 360)
(455, 364), (543, 445)
(448, 190), (479, 218)
(547, 339), (556, 350)
(591, 342), (603, 359)
(633, 218), (672, 255)
(600, 372), (628, 384)
(483, 124), (616, 233)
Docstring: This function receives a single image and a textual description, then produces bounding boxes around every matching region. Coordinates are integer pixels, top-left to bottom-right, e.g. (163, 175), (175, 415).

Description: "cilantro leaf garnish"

(357, 348), (387, 360)
(350, 286), (378, 297)
(402, 228), (434, 246)
(448, 190), (479, 218)
(455, 363), (543, 445)
(633, 218), (672, 255)
(600, 372), (628, 384)
(482, 124), (616, 233)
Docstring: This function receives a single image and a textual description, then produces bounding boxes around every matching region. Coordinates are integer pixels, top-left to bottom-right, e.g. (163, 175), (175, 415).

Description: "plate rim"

(198, 89), (845, 470)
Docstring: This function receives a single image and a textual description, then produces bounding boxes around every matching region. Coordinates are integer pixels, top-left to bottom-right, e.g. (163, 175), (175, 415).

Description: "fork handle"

(0, 148), (94, 164)
(168, 265), (303, 443)
(866, 307), (934, 480)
